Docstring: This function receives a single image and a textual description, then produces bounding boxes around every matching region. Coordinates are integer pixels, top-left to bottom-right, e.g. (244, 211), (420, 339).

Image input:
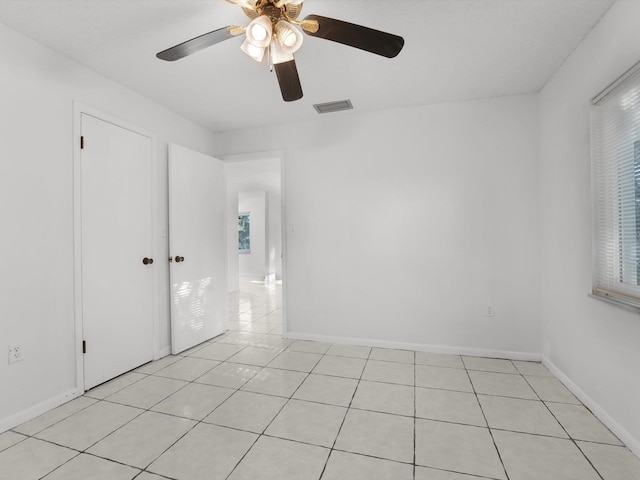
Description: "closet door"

(81, 113), (154, 390)
(169, 144), (227, 354)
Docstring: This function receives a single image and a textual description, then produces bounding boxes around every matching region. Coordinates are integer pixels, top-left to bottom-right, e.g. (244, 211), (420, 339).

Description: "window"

(592, 60), (640, 308)
(238, 213), (251, 253)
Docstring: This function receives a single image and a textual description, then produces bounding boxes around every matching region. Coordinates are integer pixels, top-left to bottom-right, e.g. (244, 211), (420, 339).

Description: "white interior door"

(169, 144), (227, 354)
(81, 113), (154, 390)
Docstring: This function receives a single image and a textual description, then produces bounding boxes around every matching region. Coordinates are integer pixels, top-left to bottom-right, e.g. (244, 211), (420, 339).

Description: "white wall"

(238, 191), (267, 277)
(539, 1), (640, 455)
(0, 22), (217, 430)
(215, 94), (542, 357)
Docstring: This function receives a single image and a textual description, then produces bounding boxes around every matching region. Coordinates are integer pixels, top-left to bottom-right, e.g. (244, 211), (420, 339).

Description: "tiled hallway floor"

(2, 278), (640, 479)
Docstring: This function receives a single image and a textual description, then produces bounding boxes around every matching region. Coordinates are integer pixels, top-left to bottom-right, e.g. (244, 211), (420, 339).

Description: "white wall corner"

(542, 356), (640, 458)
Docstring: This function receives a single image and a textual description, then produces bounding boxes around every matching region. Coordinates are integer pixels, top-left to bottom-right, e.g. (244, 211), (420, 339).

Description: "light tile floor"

(1, 278), (640, 479)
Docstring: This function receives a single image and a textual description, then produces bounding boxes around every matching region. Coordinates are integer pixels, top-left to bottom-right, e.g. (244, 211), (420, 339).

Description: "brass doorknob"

(143, 257), (154, 265)
(175, 256), (185, 263)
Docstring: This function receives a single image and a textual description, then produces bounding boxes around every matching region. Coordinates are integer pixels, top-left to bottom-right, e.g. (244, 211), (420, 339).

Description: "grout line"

(465, 359), (511, 480)
(521, 374), (606, 480)
(85, 392), (199, 472)
(31, 450), (82, 480)
(84, 371), (151, 400)
(0, 433), (29, 454)
(131, 469), (177, 480)
(317, 345), (373, 479)
(221, 430), (262, 479)
(10, 396), (104, 438)
(326, 447), (415, 465)
(223, 302), (290, 479)
(139, 307), (285, 479)
(277, 336), (357, 479)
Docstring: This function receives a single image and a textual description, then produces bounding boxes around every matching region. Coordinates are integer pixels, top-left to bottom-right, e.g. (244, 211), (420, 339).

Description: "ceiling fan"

(156, 0), (405, 102)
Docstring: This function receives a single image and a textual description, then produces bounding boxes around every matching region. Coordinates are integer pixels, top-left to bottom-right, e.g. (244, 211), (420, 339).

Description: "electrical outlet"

(486, 305), (495, 317)
(8, 345), (23, 364)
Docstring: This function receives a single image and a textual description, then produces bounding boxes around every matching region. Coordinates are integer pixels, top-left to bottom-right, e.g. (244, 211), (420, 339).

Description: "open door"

(169, 144), (227, 354)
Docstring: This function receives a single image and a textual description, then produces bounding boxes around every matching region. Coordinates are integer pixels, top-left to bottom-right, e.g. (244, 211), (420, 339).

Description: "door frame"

(222, 150), (288, 335)
(72, 102), (160, 392)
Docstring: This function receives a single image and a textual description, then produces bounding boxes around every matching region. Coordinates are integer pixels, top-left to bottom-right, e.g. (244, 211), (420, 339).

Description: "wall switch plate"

(486, 305), (495, 317)
(8, 345), (23, 364)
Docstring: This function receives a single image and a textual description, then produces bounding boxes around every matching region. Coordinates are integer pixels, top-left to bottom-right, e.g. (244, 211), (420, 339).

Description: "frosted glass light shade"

(275, 21), (303, 54)
(241, 38), (265, 62)
(270, 38), (294, 65)
(246, 15), (272, 48)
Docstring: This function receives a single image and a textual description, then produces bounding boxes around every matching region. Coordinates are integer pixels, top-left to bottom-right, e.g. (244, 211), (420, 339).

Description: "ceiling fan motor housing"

(243, 0), (303, 22)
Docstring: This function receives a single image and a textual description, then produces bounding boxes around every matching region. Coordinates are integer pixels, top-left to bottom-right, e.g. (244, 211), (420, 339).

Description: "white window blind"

(592, 60), (640, 307)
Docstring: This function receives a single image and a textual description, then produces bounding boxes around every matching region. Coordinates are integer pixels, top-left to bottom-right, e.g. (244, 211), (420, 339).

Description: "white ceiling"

(0, 0), (614, 133)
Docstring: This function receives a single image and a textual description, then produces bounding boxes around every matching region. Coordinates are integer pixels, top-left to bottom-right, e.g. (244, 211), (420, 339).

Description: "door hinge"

(80, 136), (85, 149)
(82, 340), (86, 354)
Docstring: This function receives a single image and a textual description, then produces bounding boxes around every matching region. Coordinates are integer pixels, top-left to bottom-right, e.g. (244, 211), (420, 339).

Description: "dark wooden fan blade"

(274, 60), (303, 102)
(156, 26), (238, 61)
(303, 15), (404, 58)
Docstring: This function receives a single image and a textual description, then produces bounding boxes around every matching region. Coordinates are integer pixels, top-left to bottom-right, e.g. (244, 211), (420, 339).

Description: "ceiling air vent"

(313, 99), (353, 114)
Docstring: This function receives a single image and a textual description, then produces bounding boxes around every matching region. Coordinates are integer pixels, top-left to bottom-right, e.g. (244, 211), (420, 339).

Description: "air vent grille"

(313, 99), (353, 114)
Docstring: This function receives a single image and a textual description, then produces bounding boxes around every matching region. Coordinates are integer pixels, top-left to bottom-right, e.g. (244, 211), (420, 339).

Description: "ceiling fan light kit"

(246, 15), (272, 47)
(240, 37), (266, 62)
(156, 0), (405, 102)
(275, 20), (304, 53)
(270, 40), (294, 65)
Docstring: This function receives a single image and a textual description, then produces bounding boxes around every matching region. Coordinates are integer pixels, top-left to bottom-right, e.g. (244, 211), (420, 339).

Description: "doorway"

(224, 152), (285, 336)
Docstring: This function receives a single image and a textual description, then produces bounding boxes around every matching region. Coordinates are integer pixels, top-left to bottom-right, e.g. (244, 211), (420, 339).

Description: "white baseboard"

(542, 356), (640, 458)
(0, 388), (79, 434)
(284, 332), (541, 361)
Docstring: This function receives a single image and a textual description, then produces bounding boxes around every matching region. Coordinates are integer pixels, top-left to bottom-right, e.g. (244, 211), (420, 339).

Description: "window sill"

(589, 292), (640, 314)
